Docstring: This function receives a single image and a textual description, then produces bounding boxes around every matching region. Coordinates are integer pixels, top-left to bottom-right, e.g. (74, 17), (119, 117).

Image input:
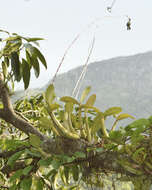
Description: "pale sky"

(1, 0), (152, 89)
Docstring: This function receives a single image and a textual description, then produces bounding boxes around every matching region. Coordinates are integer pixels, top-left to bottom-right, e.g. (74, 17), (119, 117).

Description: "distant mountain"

(13, 51), (152, 128)
(43, 51), (152, 127)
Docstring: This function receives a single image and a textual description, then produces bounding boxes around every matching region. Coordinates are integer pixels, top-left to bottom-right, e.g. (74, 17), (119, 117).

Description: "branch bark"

(0, 74), (45, 140)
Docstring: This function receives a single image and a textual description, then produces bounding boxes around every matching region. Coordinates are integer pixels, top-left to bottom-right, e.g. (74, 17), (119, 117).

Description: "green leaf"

(29, 135), (41, 148)
(11, 52), (21, 81)
(45, 84), (55, 105)
(8, 150), (24, 167)
(4, 57), (9, 66)
(25, 43), (35, 55)
(52, 172), (58, 189)
(46, 169), (57, 179)
(65, 102), (73, 113)
(49, 103), (60, 111)
(51, 159), (61, 170)
(33, 46), (47, 69)
(25, 43), (40, 77)
(0, 29), (9, 34)
(2, 61), (8, 78)
(60, 96), (80, 105)
(80, 86), (91, 103)
(22, 58), (30, 89)
(125, 119), (150, 136)
(25, 43), (47, 69)
(71, 165), (79, 182)
(20, 177), (32, 190)
(131, 134), (144, 144)
(3, 39), (22, 55)
(35, 178), (44, 190)
(0, 138), (29, 151)
(74, 151), (86, 158)
(118, 160), (143, 175)
(109, 130), (124, 144)
(32, 56), (40, 78)
(92, 112), (104, 134)
(61, 155), (75, 163)
(26, 50), (32, 69)
(39, 117), (53, 130)
(9, 184), (18, 190)
(39, 113), (60, 136)
(60, 167), (68, 184)
(10, 169), (23, 182)
(38, 157), (52, 166)
(63, 166), (70, 184)
(129, 118), (150, 129)
(25, 149), (41, 157)
(132, 147), (146, 163)
(86, 94), (96, 107)
(104, 107), (122, 117)
(5, 36), (20, 42)
(96, 147), (104, 153)
(116, 113), (135, 121)
(25, 37), (44, 42)
(22, 165), (33, 175)
(79, 105), (100, 112)
(12, 33), (18, 35)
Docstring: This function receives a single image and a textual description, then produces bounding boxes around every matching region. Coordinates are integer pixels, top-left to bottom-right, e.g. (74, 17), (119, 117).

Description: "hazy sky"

(1, 0), (152, 89)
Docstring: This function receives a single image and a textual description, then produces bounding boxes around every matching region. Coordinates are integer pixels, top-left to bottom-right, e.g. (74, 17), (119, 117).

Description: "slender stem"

(72, 37), (95, 98)
(101, 118), (109, 137)
(51, 34), (80, 84)
(111, 120), (118, 131)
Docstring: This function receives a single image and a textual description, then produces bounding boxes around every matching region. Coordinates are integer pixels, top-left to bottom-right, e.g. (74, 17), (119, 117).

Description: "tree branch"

(4, 112), (45, 140)
(0, 74), (46, 140)
(0, 75), (13, 113)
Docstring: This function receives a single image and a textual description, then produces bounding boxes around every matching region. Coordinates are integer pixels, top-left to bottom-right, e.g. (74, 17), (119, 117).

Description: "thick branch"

(85, 151), (150, 178)
(3, 112), (45, 140)
(0, 74), (13, 112)
(0, 75), (45, 140)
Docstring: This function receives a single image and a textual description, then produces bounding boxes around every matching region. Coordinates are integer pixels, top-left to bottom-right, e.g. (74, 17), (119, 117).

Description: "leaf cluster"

(0, 30), (47, 90)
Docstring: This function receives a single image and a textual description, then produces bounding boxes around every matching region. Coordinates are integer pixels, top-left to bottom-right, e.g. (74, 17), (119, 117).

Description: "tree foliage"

(0, 29), (47, 90)
(0, 30), (152, 190)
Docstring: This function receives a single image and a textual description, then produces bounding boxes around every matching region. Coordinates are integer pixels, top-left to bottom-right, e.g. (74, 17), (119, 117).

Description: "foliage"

(1, 84), (152, 189)
(0, 29), (47, 90)
(0, 30), (152, 190)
